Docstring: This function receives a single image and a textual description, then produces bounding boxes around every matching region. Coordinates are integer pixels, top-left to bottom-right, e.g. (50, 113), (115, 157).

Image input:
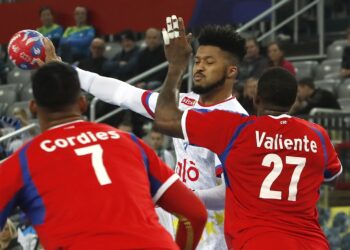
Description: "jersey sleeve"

(0, 155), (23, 229)
(131, 135), (179, 203)
(320, 128), (343, 181)
(76, 67), (158, 119)
(181, 109), (249, 155)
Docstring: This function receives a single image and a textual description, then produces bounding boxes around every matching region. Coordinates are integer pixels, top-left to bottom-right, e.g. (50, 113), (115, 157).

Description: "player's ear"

(79, 95), (88, 114)
(29, 100), (37, 117)
(227, 65), (238, 79)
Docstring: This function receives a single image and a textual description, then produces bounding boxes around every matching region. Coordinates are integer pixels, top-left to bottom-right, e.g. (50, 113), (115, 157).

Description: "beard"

(191, 75), (226, 94)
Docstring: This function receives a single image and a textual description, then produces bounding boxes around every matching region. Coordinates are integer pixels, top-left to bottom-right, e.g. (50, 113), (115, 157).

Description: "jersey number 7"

(259, 154), (306, 201)
(75, 144), (112, 185)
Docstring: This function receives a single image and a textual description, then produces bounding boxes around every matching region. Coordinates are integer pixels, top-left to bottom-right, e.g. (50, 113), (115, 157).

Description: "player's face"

(40, 9), (53, 26)
(150, 132), (163, 150)
(74, 7), (87, 26)
(192, 46), (231, 94)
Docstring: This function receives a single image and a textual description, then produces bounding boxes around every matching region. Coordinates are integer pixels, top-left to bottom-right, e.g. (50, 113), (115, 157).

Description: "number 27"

(260, 154), (306, 201)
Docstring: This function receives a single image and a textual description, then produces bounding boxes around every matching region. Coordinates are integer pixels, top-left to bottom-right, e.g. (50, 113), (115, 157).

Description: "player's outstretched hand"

(33, 37), (62, 66)
(162, 15), (192, 70)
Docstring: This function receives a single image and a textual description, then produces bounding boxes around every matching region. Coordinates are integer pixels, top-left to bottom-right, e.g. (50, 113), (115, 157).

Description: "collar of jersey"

(48, 119), (85, 130)
(268, 114), (291, 119)
(197, 95), (234, 107)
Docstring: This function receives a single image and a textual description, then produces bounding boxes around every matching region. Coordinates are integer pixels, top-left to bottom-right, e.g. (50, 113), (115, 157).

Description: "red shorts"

(241, 232), (329, 250)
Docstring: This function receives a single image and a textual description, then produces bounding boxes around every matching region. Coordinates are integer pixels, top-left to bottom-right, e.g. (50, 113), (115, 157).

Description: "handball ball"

(8, 29), (46, 70)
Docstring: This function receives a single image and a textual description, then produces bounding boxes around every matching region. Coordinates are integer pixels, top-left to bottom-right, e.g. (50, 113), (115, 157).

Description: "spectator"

(136, 28), (167, 89)
(104, 30), (140, 81)
(340, 28), (350, 78)
(117, 120), (133, 133)
(239, 38), (268, 81)
(238, 77), (258, 115)
(149, 127), (175, 169)
(0, 219), (22, 250)
(77, 38), (107, 75)
(291, 77), (341, 115)
(36, 6), (63, 49)
(267, 41), (296, 75)
(59, 6), (95, 63)
(0, 58), (6, 85)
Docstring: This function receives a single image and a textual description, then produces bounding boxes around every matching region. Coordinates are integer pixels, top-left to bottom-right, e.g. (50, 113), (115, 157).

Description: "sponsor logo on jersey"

(181, 97), (196, 106)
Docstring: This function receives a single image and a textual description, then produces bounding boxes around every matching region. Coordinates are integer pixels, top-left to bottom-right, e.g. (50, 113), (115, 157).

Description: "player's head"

(192, 25), (245, 95)
(74, 6), (88, 26)
(255, 67), (297, 115)
(30, 62), (86, 129)
(39, 6), (54, 26)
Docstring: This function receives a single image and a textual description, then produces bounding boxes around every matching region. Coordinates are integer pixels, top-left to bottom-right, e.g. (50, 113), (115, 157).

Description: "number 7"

(75, 144), (112, 185)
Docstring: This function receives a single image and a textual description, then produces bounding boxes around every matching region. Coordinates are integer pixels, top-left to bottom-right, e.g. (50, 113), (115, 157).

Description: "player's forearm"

(195, 182), (226, 210)
(76, 67), (156, 119)
(154, 65), (185, 138)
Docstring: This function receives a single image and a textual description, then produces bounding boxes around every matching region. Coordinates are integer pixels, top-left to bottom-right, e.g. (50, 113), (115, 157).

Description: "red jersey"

(0, 120), (179, 250)
(182, 111), (342, 249)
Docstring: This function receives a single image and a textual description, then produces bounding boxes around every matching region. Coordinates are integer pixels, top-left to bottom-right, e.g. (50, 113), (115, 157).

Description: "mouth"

(194, 74), (205, 81)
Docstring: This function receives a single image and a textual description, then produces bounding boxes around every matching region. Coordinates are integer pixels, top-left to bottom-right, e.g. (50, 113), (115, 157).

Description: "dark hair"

(31, 62), (81, 111)
(198, 25), (246, 63)
(298, 77), (315, 89)
(119, 29), (136, 41)
(39, 6), (53, 15)
(257, 67), (297, 108)
(268, 41), (285, 52)
(245, 37), (259, 47)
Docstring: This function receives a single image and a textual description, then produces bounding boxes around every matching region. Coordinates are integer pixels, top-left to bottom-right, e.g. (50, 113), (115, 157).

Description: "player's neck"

(39, 113), (83, 132)
(198, 86), (232, 106)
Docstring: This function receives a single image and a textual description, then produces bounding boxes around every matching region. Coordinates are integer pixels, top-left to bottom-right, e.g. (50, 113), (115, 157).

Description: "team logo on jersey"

(181, 97), (196, 106)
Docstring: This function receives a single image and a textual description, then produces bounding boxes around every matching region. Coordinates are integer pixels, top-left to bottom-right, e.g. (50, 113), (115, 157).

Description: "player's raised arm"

(40, 37), (158, 119)
(154, 16), (192, 138)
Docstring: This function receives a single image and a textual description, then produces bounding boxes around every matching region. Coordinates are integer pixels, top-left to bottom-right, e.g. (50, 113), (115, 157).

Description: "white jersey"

(77, 68), (248, 250)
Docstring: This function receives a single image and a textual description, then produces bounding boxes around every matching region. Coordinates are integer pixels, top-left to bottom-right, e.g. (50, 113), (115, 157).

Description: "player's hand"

(162, 15), (192, 70)
(33, 37), (62, 66)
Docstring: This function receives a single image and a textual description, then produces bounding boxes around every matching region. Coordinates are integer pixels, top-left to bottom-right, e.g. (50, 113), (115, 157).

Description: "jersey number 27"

(259, 153), (306, 201)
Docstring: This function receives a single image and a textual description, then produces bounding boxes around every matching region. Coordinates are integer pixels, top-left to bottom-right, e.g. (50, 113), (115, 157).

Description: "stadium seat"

(338, 98), (350, 111)
(0, 88), (17, 107)
(327, 42), (347, 59)
(316, 59), (342, 80)
(0, 102), (8, 116)
(314, 79), (341, 94)
(293, 60), (318, 80)
(7, 101), (31, 119)
(19, 83), (33, 101)
(7, 67), (32, 84)
(337, 79), (350, 99)
(104, 42), (122, 59)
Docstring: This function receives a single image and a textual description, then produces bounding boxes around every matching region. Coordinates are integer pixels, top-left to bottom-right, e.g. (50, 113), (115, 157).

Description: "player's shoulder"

(291, 116), (327, 133)
(179, 92), (199, 109)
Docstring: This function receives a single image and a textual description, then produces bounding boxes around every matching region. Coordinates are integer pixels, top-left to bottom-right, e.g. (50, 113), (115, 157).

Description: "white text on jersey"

(255, 130), (318, 153)
(40, 131), (120, 152)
